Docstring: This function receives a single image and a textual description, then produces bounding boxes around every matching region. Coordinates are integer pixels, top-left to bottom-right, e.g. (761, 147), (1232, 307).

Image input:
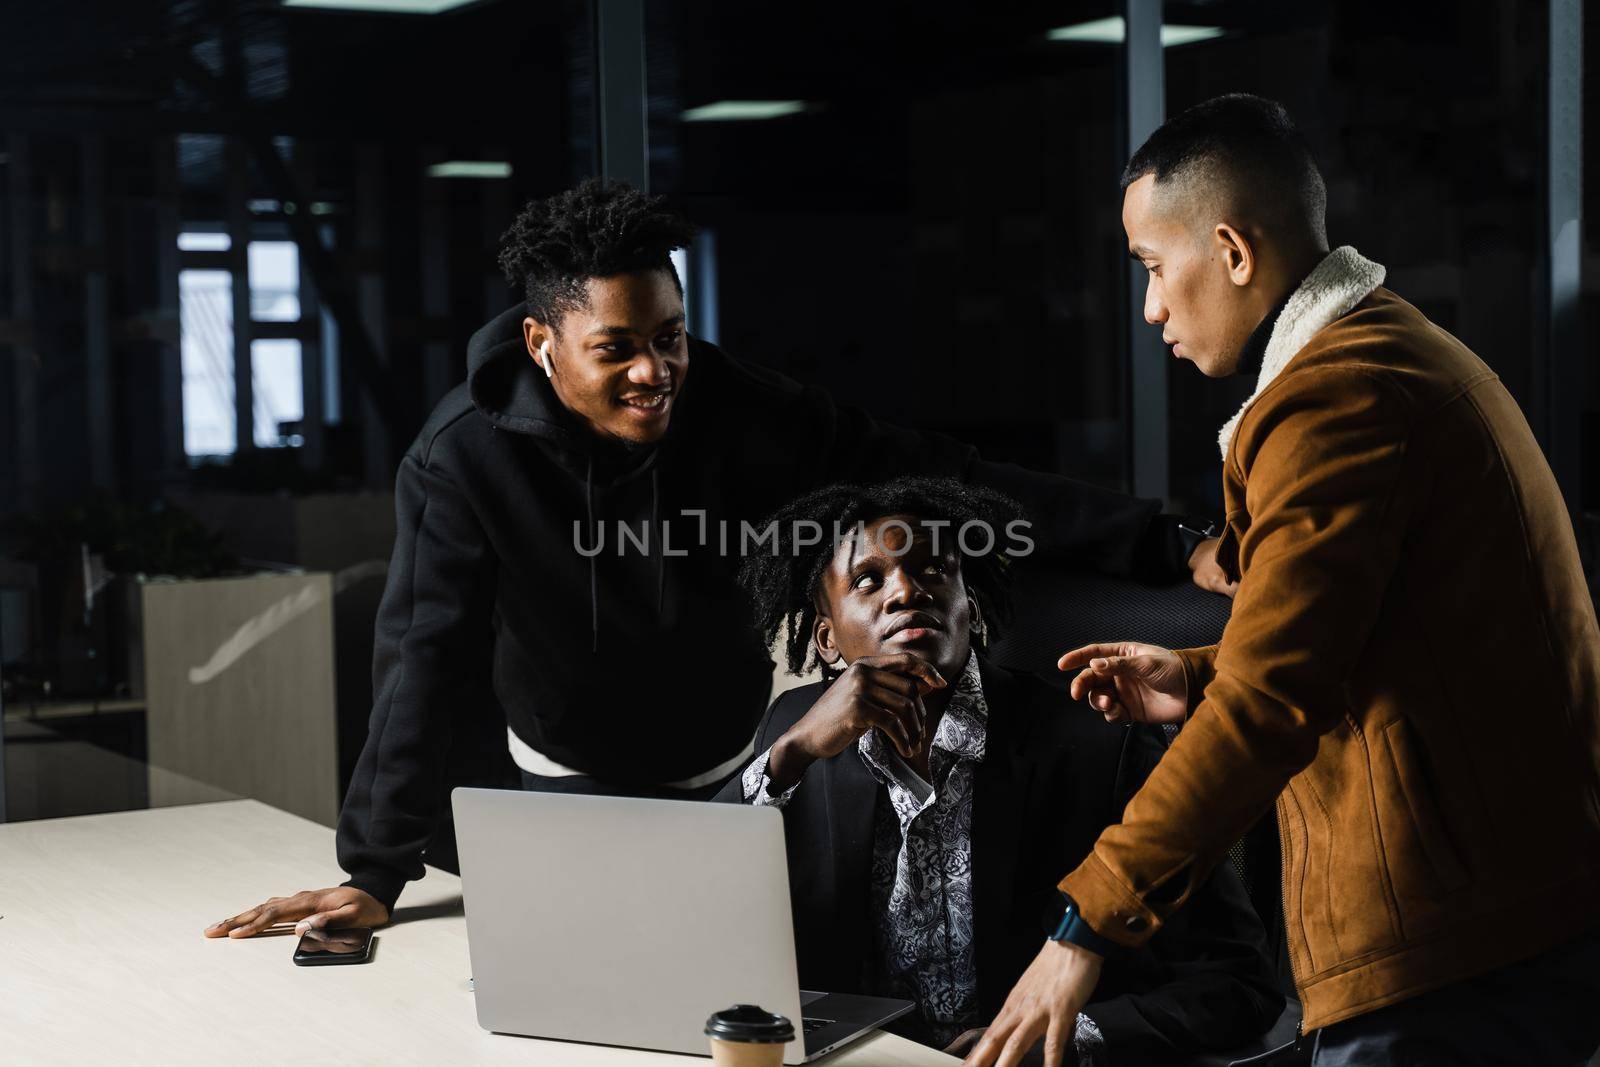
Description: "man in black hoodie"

(205, 180), (1222, 941)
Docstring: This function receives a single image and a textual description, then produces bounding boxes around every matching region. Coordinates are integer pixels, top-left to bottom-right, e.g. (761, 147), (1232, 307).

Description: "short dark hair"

(1121, 93), (1327, 245)
(496, 178), (698, 329)
(738, 477), (1024, 676)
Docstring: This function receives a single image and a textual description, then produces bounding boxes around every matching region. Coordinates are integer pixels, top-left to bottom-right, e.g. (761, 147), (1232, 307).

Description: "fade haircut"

(496, 178), (698, 331)
(738, 477), (1024, 676)
(1121, 93), (1328, 248)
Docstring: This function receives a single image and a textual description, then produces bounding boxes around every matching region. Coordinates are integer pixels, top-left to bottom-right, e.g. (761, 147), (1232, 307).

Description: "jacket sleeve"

(336, 454), (497, 911)
(1060, 366), (1416, 946)
(1173, 645), (1219, 718)
(800, 385), (1190, 579)
(1081, 729), (1284, 1059)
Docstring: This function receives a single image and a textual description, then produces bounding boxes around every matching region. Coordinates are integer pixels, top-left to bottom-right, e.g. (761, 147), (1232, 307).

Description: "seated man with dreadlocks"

(717, 477), (1281, 1064)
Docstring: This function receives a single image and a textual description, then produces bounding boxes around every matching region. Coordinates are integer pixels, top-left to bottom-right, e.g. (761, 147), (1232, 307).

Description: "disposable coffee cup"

(704, 1004), (795, 1066)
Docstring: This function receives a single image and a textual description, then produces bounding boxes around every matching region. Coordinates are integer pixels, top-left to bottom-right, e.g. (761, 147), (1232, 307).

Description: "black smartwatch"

(1043, 890), (1118, 956)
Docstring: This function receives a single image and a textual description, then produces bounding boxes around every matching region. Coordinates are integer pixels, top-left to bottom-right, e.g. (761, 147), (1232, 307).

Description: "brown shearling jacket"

(1059, 249), (1600, 1031)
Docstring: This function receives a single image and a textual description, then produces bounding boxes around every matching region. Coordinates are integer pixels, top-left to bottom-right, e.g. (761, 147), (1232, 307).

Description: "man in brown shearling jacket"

(967, 95), (1600, 1067)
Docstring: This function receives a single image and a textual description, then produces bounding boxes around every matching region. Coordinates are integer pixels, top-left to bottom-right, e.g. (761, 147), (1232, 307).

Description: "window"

(248, 241), (300, 321)
(247, 241), (304, 446)
(178, 267), (235, 457)
(178, 233), (310, 456)
(250, 339), (304, 447)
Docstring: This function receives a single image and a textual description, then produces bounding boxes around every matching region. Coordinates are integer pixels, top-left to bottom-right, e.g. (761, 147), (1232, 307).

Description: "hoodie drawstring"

(586, 454), (599, 653)
(586, 452), (668, 653)
(651, 465), (665, 615)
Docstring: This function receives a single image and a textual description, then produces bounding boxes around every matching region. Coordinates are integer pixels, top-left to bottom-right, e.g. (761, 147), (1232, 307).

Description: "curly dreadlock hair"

(739, 476), (1026, 677)
(495, 178), (698, 330)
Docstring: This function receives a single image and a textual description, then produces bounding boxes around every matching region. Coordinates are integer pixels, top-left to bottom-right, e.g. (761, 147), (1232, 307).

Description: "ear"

(1213, 222), (1257, 288)
(812, 609), (842, 667)
(522, 316), (553, 373)
(967, 594), (989, 650)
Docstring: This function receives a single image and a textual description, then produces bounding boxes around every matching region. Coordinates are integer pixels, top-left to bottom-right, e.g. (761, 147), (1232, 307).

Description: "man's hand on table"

(204, 886), (389, 939)
(962, 941), (1103, 1067)
(945, 1028), (1048, 1066)
(1188, 537), (1237, 597)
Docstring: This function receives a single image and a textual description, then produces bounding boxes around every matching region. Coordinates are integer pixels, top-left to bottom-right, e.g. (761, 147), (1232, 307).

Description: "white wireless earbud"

(539, 340), (554, 379)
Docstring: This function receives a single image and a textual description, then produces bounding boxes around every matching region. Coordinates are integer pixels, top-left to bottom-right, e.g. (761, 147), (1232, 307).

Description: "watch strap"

(1045, 891), (1117, 956)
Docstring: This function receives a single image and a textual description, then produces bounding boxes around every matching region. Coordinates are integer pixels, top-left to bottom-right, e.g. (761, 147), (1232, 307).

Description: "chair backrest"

(987, 565), (1295, 996)
(986, 566), (1233, 674)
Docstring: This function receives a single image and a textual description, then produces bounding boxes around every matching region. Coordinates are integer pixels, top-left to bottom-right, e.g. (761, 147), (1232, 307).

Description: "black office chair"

(987, 564), (1303, 1062)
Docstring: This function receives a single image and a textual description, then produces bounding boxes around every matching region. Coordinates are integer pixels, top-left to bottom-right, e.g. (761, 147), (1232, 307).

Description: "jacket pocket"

(1278, 785), (1314, 979)
(1215, 519), (1243, 584)
(1383, 719), (1469, 893)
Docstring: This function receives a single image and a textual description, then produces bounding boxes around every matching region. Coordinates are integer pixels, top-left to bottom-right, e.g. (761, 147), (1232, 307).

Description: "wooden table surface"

(0, 800), (956, 1066)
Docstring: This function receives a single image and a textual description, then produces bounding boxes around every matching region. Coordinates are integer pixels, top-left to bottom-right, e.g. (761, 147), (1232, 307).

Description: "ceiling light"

(1160, 23), (1226, 46)
(425, 161), (512, 179)
(283, 0), (482, 13)
(681, 100), (808, 123)
(1046, 17), (1225, 46)
(178, 232), (231, 252)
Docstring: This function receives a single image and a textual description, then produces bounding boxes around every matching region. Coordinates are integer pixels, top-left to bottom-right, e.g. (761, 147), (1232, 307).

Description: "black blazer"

(715, 660), (1283, 1061)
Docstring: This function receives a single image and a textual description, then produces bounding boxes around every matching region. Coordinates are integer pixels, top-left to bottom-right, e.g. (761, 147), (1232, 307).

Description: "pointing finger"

(1088, 655), (1138, 676)
(1057, 643), (1126, 672)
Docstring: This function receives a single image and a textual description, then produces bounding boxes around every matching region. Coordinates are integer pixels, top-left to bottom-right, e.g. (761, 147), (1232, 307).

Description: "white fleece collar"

(1217, 246), (1386, 459)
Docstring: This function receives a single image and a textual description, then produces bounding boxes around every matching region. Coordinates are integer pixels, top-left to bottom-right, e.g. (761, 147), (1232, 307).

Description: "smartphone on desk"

(292, 927), (375, 966)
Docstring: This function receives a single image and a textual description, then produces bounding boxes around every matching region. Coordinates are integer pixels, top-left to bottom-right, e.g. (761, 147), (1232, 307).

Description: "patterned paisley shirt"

(742, 651), (1106, 1062)
(744, 652), (987, 1040)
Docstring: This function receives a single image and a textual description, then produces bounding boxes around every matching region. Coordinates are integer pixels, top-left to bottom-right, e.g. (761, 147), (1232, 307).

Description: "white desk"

(0, 800), (956, 1066)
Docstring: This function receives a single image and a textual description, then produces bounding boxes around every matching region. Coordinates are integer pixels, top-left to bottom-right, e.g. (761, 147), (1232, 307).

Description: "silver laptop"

(452, 788), (913, 1064)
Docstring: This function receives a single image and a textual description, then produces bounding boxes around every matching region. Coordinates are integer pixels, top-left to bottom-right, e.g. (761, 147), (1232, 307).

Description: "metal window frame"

(1122, 0), (1168, 501)
(594, 0), (649, 191)
(1541, 0), (1585, 517)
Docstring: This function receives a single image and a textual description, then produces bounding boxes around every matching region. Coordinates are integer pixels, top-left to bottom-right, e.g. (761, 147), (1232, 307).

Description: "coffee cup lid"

(704, 1004), (795, 1044)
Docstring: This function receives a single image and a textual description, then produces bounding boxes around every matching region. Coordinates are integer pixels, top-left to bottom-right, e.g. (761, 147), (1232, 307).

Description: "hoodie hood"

(466, 302), (671, 650)
(466, 303), (591, 451)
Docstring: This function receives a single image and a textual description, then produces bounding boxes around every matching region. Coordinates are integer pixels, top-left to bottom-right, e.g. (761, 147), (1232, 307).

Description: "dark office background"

(0, 0), (1594, 820)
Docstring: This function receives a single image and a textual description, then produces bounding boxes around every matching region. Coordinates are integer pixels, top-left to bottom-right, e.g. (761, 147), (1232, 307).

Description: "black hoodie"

(336, 305), (1192, 909)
